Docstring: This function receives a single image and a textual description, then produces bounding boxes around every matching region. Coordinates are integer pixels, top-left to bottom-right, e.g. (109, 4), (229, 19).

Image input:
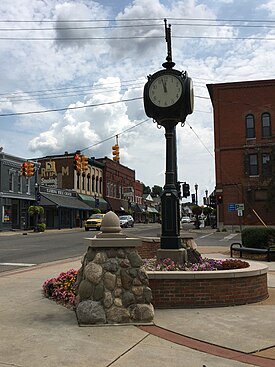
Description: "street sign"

(236, 203), (244, 211)
(228, 203), (236, 212)
(238, 210), (243, 217)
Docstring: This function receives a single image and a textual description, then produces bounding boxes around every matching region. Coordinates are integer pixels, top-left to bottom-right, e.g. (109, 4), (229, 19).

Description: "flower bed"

(42, 258), (268, 310)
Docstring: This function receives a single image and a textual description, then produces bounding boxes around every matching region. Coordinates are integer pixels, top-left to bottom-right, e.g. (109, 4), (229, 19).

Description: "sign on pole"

(236, 203), (244, 211)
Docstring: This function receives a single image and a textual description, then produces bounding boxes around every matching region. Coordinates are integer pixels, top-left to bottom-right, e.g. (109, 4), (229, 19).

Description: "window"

(262, 112), (271, 138)
(18, 175), (22, 193)
(249, 154), (258, 175)
(8, 172), (14, 192)
(246, 114), (255, 138)
(262, 153), (272, 176)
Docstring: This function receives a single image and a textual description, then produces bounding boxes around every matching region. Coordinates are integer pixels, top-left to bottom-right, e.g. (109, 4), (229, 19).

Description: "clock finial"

(162, 19), (175, 69)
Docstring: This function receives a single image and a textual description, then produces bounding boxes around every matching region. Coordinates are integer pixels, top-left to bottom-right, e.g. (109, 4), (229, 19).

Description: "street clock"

(143, 68), (194, 124)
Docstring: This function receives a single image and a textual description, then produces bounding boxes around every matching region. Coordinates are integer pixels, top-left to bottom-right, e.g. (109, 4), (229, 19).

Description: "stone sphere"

(100, 211), (121, 233)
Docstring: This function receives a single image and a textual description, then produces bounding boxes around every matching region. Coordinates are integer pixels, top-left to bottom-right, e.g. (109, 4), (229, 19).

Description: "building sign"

(40, 186), (76, 197)
(235, 203), (244, 211)
(228, 203), (236, 212)
(40, 159), (70, 188)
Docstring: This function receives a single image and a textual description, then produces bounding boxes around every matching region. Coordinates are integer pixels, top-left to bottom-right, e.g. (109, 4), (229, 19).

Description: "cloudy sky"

(1, 0), (275, 203)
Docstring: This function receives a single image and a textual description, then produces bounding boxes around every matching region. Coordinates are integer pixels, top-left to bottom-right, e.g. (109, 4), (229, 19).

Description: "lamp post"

(195, 183), (198, 205)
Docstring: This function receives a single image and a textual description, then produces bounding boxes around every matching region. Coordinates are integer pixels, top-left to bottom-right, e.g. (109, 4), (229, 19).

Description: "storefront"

(39, 187), (91, 229)
(0, 195), (35, 231)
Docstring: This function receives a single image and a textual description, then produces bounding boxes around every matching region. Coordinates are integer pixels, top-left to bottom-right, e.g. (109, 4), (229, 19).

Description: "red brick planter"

(148, 262), (268, 308)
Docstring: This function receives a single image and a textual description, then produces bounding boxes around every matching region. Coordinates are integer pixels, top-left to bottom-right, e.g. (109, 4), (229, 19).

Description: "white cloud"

(1, 0), (275, 198)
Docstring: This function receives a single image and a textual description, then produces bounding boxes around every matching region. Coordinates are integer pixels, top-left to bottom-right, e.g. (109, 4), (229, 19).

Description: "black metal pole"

(160, 122), (181, 249)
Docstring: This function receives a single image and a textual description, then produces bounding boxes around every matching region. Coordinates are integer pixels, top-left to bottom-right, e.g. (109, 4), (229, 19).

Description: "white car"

(181, 216), (191, 223)
(119, 215), (134, 228)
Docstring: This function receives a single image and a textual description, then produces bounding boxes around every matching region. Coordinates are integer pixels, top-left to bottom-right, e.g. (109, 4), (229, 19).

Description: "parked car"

(84, 213), (105, 231)
(181, 216), (191, 223)
(119, 215), (134, 228)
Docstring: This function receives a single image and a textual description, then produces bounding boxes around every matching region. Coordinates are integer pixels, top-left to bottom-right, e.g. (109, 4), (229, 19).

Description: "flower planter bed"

(147, 261), (268, 308)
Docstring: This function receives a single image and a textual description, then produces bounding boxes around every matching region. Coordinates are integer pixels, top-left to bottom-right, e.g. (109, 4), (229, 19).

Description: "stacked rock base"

(75, 246), (154, 325)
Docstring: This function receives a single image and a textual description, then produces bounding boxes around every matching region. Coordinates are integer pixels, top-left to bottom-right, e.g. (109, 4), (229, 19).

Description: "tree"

(151, 185), (163, 197)
(142, 184), (151, 195)
(28, 205), (44, 232)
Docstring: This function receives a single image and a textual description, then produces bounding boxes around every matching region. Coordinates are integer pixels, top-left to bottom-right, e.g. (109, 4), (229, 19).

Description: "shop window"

(245, 114), (255, 139)
(261, 112), (271, 138)
(262, 153), (272, 176)
(249, 154), (258, 176)
(3, 205), (12, 223)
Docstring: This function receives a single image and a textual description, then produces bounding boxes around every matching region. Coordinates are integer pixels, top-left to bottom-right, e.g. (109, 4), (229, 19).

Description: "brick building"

(37, 152), (107, 229)
(96, 156), (135, 215)
(207, 79), (275, 228)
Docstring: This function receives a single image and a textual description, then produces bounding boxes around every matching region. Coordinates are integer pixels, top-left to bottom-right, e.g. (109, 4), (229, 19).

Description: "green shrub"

(241, 227), (275, 248)
(37, 223), (46, 232)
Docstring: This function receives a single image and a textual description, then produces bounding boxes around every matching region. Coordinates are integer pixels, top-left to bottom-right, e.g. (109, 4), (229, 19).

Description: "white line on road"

(198, 233), (215, 239)
(0, 262), (36, 267)
(219, 234), (239, 241)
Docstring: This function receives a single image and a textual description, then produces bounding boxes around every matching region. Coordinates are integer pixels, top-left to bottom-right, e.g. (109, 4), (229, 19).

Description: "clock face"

(148, 74), (182, 107)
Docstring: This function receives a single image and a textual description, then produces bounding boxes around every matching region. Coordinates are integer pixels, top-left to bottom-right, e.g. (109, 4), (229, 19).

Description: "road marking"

(198, 232), (215, 239)
(0, 262), (36, 267)
(219, 233), (239, 241)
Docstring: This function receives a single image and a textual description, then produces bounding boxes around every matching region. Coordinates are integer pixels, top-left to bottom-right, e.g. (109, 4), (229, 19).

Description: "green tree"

(142, 184), (151, 195)
(28, 205), (44, 232)
(151, 185), (163, 197)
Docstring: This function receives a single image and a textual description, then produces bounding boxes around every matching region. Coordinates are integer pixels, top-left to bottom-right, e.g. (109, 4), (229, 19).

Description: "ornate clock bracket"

(162, 19), (175, 70)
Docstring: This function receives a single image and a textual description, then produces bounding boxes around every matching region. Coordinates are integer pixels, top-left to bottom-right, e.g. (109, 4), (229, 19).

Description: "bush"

(37, 223), (46, 232)
(242, 227), (275, 249)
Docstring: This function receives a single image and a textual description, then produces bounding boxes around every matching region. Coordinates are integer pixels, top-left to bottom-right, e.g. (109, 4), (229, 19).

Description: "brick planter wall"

(148, 262), (268, 308)
(139, 239), (160, 259)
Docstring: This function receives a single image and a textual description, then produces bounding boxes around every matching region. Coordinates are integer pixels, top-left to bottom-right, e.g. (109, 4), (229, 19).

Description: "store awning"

(78, 194), (108, 211)
(147, 207), (159, 213)
(136, 204), (146, 213)
(40, 193), (91, 210)
(106, 197), (129, 212)
(78, 194), (95, 206)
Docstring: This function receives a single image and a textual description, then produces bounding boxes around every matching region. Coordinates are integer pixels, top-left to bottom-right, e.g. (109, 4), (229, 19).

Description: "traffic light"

(182, 182), (190, 198)
(210, 195), (216, 205)
(74, 154), (82, 172)
(26, 162), (35, 177)
(217, 195), (223, 204)
(191, 193), (196, 204)
(81, 155), (89, 171)
(20, 162), (28, 176)
(112, 144), (120, 162)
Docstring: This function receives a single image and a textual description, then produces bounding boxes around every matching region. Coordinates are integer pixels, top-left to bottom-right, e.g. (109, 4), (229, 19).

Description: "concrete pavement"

(0, 245), (275, 366)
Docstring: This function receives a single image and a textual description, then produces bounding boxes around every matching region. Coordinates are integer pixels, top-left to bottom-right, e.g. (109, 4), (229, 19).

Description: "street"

(0, 223), (241, 273)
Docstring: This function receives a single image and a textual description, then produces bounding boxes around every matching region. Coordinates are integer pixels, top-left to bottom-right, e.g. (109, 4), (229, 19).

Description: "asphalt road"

(0, 223), (241, 273)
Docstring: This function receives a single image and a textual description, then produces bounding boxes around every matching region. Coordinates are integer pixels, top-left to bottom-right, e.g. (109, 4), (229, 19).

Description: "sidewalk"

(0, 249), (275, 366)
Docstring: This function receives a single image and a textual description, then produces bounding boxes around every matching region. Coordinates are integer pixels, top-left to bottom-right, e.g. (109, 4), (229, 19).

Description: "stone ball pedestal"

(75, 211), (154, 325)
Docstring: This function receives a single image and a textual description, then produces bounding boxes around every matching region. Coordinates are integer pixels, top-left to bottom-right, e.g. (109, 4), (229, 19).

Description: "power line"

(81, 119), (150, 152)
(0, 97), (143, 117)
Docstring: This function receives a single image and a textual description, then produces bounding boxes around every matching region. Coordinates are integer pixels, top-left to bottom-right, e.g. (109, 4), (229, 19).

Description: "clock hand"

(161, 78), (167, 93)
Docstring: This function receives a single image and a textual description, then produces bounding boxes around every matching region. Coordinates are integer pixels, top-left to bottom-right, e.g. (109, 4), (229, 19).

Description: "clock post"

(143, 20), (194, 253)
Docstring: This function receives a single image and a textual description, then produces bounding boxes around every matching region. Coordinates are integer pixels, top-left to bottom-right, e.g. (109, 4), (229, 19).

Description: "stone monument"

(75, 211), (154, 325)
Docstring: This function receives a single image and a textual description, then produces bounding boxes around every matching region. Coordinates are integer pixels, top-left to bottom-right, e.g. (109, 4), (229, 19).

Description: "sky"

(1, 0), (275, 204)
